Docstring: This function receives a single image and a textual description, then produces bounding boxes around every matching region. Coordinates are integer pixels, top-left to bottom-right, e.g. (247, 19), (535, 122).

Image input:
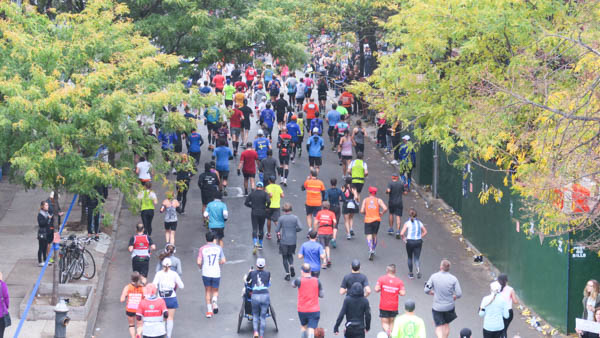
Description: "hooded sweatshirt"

(334, 282), (371, 333)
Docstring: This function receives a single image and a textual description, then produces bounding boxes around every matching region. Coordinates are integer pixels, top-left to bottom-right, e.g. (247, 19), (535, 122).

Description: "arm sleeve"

(333, 299), (348, 332)
(292, 279), (301, 288)
(2, 283), (9, 309)
(176, 259), (183, 275)
(424, 276), (433, 294)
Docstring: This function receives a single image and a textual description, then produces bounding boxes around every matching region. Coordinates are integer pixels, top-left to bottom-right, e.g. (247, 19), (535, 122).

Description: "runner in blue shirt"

(259, 103), (276, 140)
(187, 128), (204, 166)
(286, 115), (301, 162)
(326, 103), (341, 144)
(309, 112), (324, 136)
(204, 105), (221, 150)
(253, 130), (272, 161)
(306, 128), (325, 174)
(298, 230), (326, 277)
(204, 191), (228, 247)
(212, 139), (233, 195)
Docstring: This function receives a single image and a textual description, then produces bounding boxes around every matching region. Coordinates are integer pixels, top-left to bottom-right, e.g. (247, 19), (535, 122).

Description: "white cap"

(312, 127), (319, 133)
(402, 135), (410, 141)
(256, 258), (266, 268)
(162, 257), (172, 267)
(257, 129), (264, 136)
(490, 281), (501, 293)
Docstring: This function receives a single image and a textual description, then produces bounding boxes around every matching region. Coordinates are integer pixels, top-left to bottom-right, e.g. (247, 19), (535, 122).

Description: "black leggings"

(0, 316), (5, 338)
(282, 253), (293, 274)
(483, 329), (503, 338)
(405, 239), (423, 273)
(177, 185), (189, 213)
(503, 309), (513, 337)
(87, 208), (100, 235)
(38, 238), (48, 263)
(141, 209), (154, 236)
(252, 215), (266, 240)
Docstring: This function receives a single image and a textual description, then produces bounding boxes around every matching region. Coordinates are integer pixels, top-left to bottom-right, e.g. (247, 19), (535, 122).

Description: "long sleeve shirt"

(333, 283), (371, 333)
(479, 294), (509, 332)
(424, 271), (462, 311)
(0, 280), (9, 317)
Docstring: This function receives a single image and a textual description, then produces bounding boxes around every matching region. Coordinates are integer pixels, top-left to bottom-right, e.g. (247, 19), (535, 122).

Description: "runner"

(198, 162), (220, 216)
(286, 73), (298, 107)
(352, 120), (366, 154)
(333, 282), (371, 338)
(400, 208), (428, 279)
(137, 182), (157, 236)
(375, 264), (406, 335)
(478, 281), (509, 338)
(199, 81), (212, 95)
(155, 243), (182, 275)
(240, 99), (254, 145)
(223, 79), (235, 108)
(246, 258), (271, 338)
(159, 191), (179, 244)
(303, 98), (319, 131)
(304, 73), (314, 99)
(263, 64), (274, 89)
(238, 142), (259, 195)
(360, 186), (388, 260)
(265, 175), (284, 241)
(307, 128), (324, 174)
(276, 202), (302, 281)
(204, 190), (228, 248)
(204, 105), (221, 150)
(245, 181), (270, 251)
(298, 231), (326, 278)
(334, 114), (349, 161)
(259, 103), (276, 140)
(340, 89), (354, 115)
(324, 178), (344, 249)
(302, 169), (326, 230)
(234, 79), (247, 94)
(197, 232), (226, 318)
(341, 177), (359, 240)
(128, 223), (156, 278)
(245, 64), (257, 90)
(317, 76), (328, 112)
(152, 258), (184, 338)
(314, 201), (336, 269)
(229, 104), (244, 157)
(277, 126), (293, 185)
(424, 259), (463, 338)
(268, 75), (281, 99)
(212, 139), (233, 195)
(296, 112), (305, 158)
(390, 300), (426, 338)
(136, 156), (154, 184)
(336, 100), (349, 117)
(216, 121), (230, 147)
(259, 149), (278, 186)
(186, 128), (204, 166)
(398, 135), (416, 192)
(295, 78), (306, 111)
(135, 284), (167, 338)
(309, 111), (324, 136)
(386, 173), (406, 237)
(253, 129), (272, 161)
(326, 103), (341, 145)
(212, 71), (225, 94)
(348, 152), (368, 194)
(274, 93), (288, 130)
(292, 263), (324, 338)
(119, 271), (145, 338)
(339, 129), (353, 175)
(339, 259), (371, 296)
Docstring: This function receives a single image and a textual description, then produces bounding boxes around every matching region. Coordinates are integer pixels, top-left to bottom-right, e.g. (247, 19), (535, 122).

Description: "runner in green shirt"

(391, 300), (426, 338)
(223, 80), (235, 108)
(336, 100), (348, 116)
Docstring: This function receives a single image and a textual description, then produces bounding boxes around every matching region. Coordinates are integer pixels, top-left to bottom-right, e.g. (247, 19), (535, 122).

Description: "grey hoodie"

(424, 271), (462, 311)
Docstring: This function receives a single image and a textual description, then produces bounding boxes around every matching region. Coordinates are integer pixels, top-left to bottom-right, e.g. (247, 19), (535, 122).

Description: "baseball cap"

(351, 259), (360, 270)
(312, 127), (319, 133)
(404, 299), (416, 312)
(459, 328), (472, 338)
(162, 257), (172, 267)
(256, 258), (266, 268)
(256, 182), (264, 187)
(402, 135), (410, 141)
(257, 129), (264, 135)
(368, 186), (378, 194)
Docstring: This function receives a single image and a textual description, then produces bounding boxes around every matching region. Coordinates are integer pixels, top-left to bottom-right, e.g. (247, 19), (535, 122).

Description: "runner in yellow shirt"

(265, 175), (284, 240)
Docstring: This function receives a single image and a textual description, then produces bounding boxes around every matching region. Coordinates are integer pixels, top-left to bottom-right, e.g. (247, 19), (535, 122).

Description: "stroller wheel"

(237, 298), (245, 333)
(270, 304), (279, 332)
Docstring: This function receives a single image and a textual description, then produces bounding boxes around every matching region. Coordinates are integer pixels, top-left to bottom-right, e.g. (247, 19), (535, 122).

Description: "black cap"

(404, 299), (416, 312)
(459, 328), (472, 338)
(351, 259), (360, 271)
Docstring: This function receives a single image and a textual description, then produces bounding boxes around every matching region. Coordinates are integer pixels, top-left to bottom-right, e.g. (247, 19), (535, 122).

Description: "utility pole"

(433, 142), (439, 199)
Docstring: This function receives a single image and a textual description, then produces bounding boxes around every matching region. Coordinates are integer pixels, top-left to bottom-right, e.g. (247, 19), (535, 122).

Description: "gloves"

(237, 169), (241, 176)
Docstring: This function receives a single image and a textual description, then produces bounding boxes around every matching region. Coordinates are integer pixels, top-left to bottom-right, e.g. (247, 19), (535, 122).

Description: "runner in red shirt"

(238, 144), (259, 195)
(303, 98), (319, 131)
(234, 80), (247, 92)
(212, 72), (225, 93)
(136, 283), (168, 338)
(229, 106), (244, 157)
(292, 263), (324, 338)
(374, 264), (406, 335)
(315, 201), (336, 268)
(245, 65), (256, 90)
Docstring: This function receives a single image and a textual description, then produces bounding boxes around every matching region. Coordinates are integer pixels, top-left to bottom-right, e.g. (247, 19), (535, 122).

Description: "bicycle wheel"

(59, 254), (69, 284)
(82, 248), (96, 279)
(71, 250), (84, 280)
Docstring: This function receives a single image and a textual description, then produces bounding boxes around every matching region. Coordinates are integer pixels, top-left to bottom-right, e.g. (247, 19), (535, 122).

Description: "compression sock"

(207, 303), (213, 312)
(284, 169), (289, 178)
(166, 320), (173, 338)
(253, 237), (258, 246)
(233, 141), (239, 153)
(373, 238), (378, 250)
(277, 167), (283, 176)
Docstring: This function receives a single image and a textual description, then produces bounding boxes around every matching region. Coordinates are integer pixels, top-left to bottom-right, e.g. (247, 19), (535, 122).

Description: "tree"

(0, 0), (212, 218)
(354, 0), (600, 251)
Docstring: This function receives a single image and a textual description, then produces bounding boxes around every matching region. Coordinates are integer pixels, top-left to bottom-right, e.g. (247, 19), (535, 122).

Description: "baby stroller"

(237, 272), (279, 334)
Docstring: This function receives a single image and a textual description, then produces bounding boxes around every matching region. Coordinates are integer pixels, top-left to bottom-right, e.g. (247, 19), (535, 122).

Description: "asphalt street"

(94, 95), (539, 338)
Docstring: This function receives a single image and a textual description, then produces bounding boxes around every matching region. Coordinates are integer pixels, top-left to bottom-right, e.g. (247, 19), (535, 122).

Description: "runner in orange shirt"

(360, 186), (388, 260)
(120, 272), (146, 338)
(340, 90), (354, 115)
(302, 169), (326, 230)
(303, 98), (319, 133)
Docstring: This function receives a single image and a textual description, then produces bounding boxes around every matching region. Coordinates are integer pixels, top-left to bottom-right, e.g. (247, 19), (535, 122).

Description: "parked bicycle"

(58, 235), (96, 283)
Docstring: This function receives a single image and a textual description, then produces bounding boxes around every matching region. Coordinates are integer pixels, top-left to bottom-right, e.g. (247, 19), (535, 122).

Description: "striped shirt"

(404, 219), (423, 240)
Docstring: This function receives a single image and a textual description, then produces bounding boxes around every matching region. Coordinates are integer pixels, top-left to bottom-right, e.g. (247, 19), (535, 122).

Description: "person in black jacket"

(198, 162), (220, 216)
(37, 201), (53, 266)
(245, 182), (270, 250)
(176, 154), (194, 214)
(334, 282), (371, 337)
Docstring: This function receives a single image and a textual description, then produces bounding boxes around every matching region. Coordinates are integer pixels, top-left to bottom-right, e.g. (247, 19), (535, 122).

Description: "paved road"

(94, 96), (539, 338)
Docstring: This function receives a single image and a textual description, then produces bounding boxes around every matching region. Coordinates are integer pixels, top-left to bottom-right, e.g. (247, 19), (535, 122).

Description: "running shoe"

(223, 189), (228, 196)
(38, 262), (44, 267)
(346, 234), (351, 240)
(212, 300), (218, 314)
(395, 231), (401, 239)
(290, 266), (295, 277)
(368, 251), (374, 261)
(408, 273), (415, 280)
(350, 229), (355, 236)
(387, 228), (394, 235)
(327, 260), (332, 267)
(284, 274), (291, 281)
(266, 233), (272, 240)
(331, 239), (337, 248)
(206, 312), (213, 318)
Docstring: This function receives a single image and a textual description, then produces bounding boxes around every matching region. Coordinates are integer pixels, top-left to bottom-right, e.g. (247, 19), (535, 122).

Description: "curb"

(85, 190), (124, 338)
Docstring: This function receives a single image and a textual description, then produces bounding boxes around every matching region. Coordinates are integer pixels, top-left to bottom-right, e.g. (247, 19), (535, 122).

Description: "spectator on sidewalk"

(37, 200), (53, 267)
(0, 271), (10, 338)
(424, 259), (462, 338)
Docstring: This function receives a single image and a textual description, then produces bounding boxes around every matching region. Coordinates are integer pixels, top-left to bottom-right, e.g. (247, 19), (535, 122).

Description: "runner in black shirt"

(244, 182), (270, 252)
(386, 173), (406, 238)
(274, 93), (289, 130)
(198, 162), (220, 217)
(240, 99), (254, 146)
(339, 259), (371, 297)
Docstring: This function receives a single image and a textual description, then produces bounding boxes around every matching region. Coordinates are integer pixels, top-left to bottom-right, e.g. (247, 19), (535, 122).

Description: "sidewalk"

(0, 182), (121, 338)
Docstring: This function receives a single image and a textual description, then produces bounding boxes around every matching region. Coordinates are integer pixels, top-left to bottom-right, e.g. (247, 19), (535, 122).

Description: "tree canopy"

(354, 0), (600, 251)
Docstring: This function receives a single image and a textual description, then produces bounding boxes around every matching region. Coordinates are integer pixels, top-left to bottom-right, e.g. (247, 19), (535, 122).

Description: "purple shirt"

(0, 280), (9, 317)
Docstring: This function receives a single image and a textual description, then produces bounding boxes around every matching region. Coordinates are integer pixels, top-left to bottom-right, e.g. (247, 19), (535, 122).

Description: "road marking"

(225, 187), (245, 198)
(225, 259), (247, 265)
